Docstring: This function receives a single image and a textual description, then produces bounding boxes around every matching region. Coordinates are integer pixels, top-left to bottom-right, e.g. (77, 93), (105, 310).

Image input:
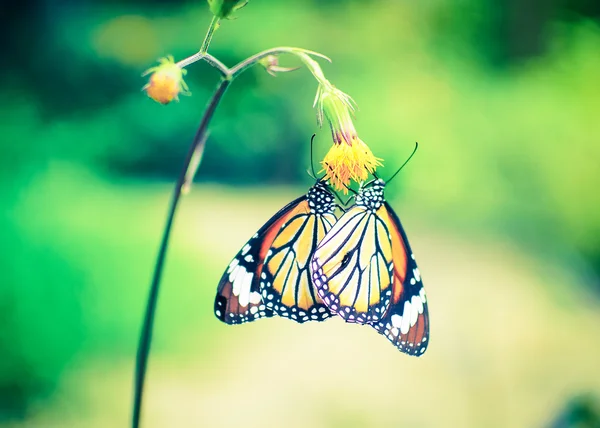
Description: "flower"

(207, 0), (248, 19)
(316, 85), (382, 193)
(143, 56), (189, 105)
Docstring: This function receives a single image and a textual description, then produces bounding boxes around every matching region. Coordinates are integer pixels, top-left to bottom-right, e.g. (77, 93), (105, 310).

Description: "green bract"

(207, 0), (248, 19)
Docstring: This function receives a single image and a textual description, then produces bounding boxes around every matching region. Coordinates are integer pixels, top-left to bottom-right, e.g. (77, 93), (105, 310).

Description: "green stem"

(200, 15), (220, 54)
(202, 54), (230, 76)
(135, 33), (333, 428)
(176, 16), (224, 71)
(229, 47), (330, 79)
(229, 47), (299, 78)
(132, 78), (230, 428)
(179, 46), (331, 81)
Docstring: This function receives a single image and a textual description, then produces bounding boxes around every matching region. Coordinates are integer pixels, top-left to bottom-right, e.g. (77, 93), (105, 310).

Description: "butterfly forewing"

(215, 181), (337, 325)
(311, 178), (430, 356)
(260, 183), (337, 322)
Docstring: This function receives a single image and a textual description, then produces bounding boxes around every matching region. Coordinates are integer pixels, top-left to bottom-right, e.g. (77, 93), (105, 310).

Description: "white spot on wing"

(249, 292), (261, 304)
(231, 267), (245, 295)
(413, 268), (421, 282)
(244, 254), (254, 263)
(227, 258), (239, 274)
(237, 271), (254, 307)
(228, 265), (239, 284)
(419, 287), (427, 303)
(391, 314), (402, 328)
(409, 299), (419, 326)
(400, 301), (411, 334)
(241, 244), (251, 255)
(412, 294), (424, 315)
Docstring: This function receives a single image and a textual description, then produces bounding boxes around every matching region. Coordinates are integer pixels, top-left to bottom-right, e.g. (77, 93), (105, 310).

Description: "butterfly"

(214, 180), (339, 325)
(311, 177), (429, 356)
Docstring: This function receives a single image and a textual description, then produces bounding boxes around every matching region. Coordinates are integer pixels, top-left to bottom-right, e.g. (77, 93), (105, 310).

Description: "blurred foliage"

(548, 395), (600, 428)
(1, 0), (599, 423)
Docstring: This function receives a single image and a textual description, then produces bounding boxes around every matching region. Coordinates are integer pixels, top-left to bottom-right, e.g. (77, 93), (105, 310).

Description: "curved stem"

(176, 16), (226, 73)
(135, 34), (332, 428)
(178, 53), (229, 76)
(132, 78), (231, 428)
(200, 16), (220, 54)
(179, 46), (331, 81)
(202, 54), (230, 76)
(229, 47), (330, 79)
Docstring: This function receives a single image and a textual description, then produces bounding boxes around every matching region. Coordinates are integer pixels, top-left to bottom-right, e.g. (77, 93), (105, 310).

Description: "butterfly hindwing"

(260, 182), (337, 322)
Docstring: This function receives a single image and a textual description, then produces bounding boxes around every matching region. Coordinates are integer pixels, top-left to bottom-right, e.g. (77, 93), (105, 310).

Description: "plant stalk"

(134, 25), (332, 428)
(132, 78), (231, 428)
(200, 15), (220, 54)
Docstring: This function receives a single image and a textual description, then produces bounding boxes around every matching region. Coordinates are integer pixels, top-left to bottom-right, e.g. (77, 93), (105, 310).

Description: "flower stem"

(229, 47), (329, 79)
(132, 78), (231, 428)
(135, 29), (333, 428)
(201, 15), (220, 54)
(178, 46), (331, 80)
(176, 16), (224, 71)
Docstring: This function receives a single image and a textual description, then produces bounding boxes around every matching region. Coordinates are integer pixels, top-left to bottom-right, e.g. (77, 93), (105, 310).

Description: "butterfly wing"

(261, 200), (337, 323)
(370, 202), (429, 356)
(310, 206), (394, 324)
(214, 196), (305, 325)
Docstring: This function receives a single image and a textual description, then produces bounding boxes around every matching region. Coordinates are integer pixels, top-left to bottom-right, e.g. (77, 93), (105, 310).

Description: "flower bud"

(142, 56), (189, 105)
(207, 0), (249, 19)
(315, 84), (382, 192)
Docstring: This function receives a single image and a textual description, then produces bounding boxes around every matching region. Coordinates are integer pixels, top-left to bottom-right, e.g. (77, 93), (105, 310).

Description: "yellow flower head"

(322, 138), (381, 192)
(143, 56), (189, 105)
(316, 85), (382, 193)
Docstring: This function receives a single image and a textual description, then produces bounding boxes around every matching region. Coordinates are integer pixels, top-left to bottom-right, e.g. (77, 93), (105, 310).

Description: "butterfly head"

(356, 178), (386, 211)
(307, 181), (336, 214)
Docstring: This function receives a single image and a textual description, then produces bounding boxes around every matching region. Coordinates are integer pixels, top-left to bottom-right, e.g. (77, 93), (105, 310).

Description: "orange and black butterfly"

(311, 176), (429, 356)
(214, 180), (338, 324)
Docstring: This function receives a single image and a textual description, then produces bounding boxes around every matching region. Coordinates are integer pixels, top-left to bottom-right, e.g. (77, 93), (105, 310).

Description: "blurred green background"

(2, 0), (600, 427)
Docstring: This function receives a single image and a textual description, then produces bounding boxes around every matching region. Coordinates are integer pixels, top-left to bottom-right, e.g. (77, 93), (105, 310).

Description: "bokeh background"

(2, 0), (600, 427)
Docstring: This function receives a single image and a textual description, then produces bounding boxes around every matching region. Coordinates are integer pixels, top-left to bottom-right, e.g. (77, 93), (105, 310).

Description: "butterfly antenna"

(309, 134), (318, 179)
(386, 142), (419, 183)
(342, 182), (358, 195)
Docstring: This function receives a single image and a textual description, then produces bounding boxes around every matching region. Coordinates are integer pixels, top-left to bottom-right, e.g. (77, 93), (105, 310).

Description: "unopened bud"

(142, 56), (189, 105)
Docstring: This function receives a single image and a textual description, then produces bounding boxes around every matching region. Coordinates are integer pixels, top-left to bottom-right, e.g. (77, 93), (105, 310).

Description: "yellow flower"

(143, 56), (189, 105)
(322, 138), (382, 192)
(316, 85), (382, 193)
